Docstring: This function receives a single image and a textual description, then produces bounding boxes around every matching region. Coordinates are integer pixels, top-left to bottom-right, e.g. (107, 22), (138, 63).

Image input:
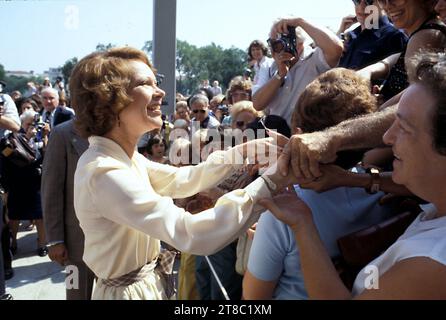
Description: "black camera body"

(33, 114), (45, 141)
(217, 104), (228, 115)
(268, 26), (298, 57)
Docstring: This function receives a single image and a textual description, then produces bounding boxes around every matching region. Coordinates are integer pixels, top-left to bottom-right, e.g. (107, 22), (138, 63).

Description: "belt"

(99, 248), (178, 299)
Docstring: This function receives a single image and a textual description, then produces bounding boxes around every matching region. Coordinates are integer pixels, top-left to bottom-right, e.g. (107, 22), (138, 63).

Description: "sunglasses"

(192, 109), (206, 114)
(352, 0), (374, 5)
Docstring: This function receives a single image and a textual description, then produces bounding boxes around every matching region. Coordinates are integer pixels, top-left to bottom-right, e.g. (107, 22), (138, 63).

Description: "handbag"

(0, 132), (37, 167)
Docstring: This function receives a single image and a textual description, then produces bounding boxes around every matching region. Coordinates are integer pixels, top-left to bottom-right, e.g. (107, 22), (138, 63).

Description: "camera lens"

(272, 40), (285, 54)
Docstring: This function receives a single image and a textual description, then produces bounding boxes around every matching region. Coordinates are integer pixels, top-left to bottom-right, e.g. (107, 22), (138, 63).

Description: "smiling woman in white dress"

(69, 47), (294, 300)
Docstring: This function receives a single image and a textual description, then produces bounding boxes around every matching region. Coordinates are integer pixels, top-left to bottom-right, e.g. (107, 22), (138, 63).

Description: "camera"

(268, 26), (298, 56)
(33, 114), (46, 141)
(217, 104), (228, 115)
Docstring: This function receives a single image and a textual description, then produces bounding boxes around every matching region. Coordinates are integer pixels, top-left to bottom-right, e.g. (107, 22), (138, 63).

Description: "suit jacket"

(41, 119), (88, 261)
(53, 107), (75, 128)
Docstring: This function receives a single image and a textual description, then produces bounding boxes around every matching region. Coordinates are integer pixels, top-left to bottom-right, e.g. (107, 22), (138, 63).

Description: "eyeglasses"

(377, 0), (405, 7)
(192, 109), (206, 114)
(352, 0), (375, 5)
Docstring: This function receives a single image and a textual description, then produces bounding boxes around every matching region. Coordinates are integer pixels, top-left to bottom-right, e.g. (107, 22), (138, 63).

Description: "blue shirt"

(339, 16), (408, 70)
(247, 181), (394, 300)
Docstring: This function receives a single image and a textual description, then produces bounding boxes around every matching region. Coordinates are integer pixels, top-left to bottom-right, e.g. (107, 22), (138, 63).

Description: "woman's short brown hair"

(70, 47), (153, 138)
(292, 68), (377, 133)
(226, 76), (253, 104)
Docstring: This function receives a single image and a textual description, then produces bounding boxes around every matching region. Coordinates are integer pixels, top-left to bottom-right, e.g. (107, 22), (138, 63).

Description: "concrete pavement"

(5, 224), (65, 300)
(4, 224), (181, 300)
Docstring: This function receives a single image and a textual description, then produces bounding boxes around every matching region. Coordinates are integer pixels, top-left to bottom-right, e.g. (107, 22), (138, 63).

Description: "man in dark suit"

(41, 119), (94, 300)
(41, 88), (74, 129)
(53, 107), (75, 128)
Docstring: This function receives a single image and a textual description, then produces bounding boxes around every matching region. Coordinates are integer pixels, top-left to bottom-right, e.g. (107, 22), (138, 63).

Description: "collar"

(414, 203), (446, 230)
(88, 135), (136, 167)
(349, 16), (391, 39)
(256, 56), (267, 67)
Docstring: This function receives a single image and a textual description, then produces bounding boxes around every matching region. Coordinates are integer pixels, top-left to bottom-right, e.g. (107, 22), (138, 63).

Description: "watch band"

(274, 73), (284, 81)
(366, 168), (380, 194)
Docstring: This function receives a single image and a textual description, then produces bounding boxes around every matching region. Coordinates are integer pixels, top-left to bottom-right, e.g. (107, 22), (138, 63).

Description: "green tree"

(61, 57), (79, 85)
(3, 75), (45, 94)
(175, 40), (247, 95)
(96, 43), (115, 52)
(102, 40), (248, 96)
(176, 40), (200, 95)
(142, 41), (153, 60)
(0, 63), (5, 81)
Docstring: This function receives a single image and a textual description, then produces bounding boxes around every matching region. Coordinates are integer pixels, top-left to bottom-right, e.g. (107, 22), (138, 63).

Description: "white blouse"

(74, 136), (270, 281)
(352, 203), (446, 295)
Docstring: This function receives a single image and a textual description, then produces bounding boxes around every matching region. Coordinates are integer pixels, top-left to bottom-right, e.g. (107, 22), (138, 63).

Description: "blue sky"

(1, 0), (354, 74)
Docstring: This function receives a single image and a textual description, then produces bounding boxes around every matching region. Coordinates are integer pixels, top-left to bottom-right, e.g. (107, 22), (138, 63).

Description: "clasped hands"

(257, 130), (348, 229)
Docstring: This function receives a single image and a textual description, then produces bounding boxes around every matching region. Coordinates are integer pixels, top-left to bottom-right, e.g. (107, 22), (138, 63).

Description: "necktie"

(45, 111), (52, 126)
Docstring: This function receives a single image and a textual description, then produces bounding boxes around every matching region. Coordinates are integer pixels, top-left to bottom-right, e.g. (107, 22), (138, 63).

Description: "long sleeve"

(74, 136), (271, 279)
(91, 163), (270, 255)
(41, 124), (67, 242)
(147, 147), (245, 199)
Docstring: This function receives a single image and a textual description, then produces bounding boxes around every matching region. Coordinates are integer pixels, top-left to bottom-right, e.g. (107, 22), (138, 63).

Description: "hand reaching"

(277, 131), (338, 180)
(299, 165), (350, 193)
(259, 188), (312, 230)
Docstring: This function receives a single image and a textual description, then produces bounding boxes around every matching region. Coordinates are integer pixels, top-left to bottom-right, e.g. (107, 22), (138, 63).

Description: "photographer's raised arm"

(252, 63), (286, 112)
(0, 115), (20, 132)
(272, 17), (343, 68)
(0, 95), (20, 132)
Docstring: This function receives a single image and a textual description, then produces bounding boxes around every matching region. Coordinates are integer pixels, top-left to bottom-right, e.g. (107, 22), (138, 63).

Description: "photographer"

(2, 110), (48, 258)
(252, 17), (343, 128)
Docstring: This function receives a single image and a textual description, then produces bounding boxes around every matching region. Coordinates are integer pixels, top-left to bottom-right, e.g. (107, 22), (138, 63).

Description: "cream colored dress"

(74, 136), (270, 300)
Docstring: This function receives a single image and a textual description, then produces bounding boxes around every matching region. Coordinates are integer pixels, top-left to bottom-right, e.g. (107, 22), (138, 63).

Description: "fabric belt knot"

(155, 248), (178, 299)
(99, 248), (178, 299)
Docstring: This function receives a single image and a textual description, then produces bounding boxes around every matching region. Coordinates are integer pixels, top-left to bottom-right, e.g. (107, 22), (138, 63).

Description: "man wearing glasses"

(189, 94), (220, 130)
(252, 17), (343, 129)
(338, 0), (407, 70)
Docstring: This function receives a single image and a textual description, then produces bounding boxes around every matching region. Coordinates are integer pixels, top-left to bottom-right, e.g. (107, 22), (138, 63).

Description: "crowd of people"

(1, 0), (446, 300)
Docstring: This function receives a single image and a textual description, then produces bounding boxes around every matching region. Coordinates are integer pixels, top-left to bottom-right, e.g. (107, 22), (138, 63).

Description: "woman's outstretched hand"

(258, 188), (313, 231)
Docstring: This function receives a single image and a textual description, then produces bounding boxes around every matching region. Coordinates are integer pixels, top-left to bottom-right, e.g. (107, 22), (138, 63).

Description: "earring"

(117, 115), (121, 127)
